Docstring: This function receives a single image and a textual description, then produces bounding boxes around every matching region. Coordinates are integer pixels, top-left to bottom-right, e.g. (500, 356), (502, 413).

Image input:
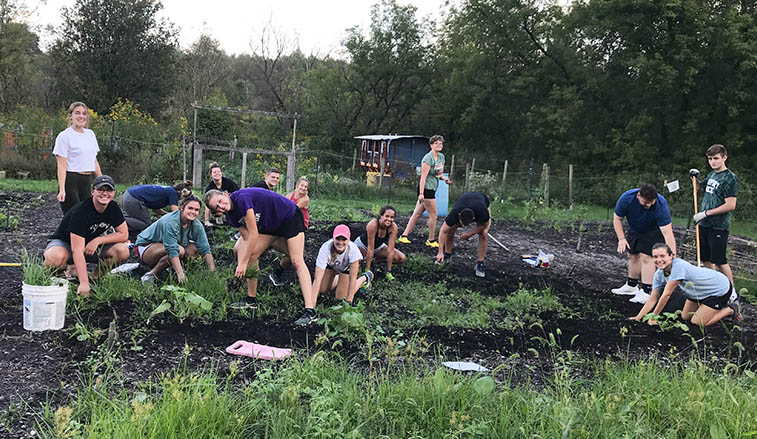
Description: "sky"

(21, 0), (450, 56)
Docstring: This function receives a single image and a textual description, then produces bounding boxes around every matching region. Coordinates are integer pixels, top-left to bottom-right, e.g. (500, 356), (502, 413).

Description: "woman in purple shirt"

(204, 188), (315, 326)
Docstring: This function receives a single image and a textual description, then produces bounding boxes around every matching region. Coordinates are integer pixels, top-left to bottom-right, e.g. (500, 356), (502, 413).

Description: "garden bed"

(0, 191), (755, 437)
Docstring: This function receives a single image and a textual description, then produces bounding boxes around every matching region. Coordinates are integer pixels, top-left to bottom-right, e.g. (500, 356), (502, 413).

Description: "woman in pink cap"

(311, 224), (373, 307)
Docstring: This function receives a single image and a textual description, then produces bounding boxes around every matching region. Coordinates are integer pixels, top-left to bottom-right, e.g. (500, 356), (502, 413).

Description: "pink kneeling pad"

(225, 341), (292, 360)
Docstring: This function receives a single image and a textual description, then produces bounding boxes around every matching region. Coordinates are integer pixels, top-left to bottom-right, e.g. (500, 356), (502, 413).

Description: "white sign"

(666, 180), (680, 193)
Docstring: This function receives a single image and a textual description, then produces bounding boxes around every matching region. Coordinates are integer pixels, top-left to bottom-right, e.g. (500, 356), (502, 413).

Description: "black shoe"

(294, 309), (316, 327)
(475, 261), (486, 278)
(269, 271), (284, 287)
(230, 296), (258, 310)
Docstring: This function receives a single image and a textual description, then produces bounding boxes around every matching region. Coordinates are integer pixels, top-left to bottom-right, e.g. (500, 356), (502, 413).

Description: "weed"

(502, 285), (564, 331)
(147, 285), (212, 324)
(21, 249), (57, 286)
(319, 300), (367, 343)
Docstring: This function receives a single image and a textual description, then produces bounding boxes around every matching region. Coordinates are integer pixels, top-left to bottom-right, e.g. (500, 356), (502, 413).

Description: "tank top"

(358, 220), (389, 247)
(288, 193), (309, 228)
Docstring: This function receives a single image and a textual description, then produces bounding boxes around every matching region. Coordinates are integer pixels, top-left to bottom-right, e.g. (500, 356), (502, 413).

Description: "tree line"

(1, 0), (755, 190)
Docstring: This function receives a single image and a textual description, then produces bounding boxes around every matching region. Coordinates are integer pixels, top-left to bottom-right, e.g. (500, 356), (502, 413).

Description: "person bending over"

(630, 243), (741, 326)
(251, 167), (281, 191)
(54, 101), (103, 214)
(312, 225), (372, 308)
(611, 184), (677, 304)
(122, 181), (193, 235)
(435, 191), (491, 278)
(135, 195), (215, 284)
(354, 205), (405, 280)
(204, 162), (239, 226)
(398, 135), (451, 248)
(204, 188), (314, 326)
(43, 175), (129, 296)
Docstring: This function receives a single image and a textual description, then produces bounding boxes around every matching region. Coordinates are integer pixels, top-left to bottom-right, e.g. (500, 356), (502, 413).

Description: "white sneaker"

(611, 283), (639, 295)
(141, 272), (155, 284)
(729, 287), (738, 302)
(629, 291), (650, 304)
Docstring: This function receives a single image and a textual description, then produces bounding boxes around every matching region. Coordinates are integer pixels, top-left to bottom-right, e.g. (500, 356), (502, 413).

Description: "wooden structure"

(355, 135), (429, 178)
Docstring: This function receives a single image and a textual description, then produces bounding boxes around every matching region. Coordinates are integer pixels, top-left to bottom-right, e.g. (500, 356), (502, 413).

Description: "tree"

(170, 33), (230, 117)
(0, 0), (41, 112)
(50, 0), (178, 115)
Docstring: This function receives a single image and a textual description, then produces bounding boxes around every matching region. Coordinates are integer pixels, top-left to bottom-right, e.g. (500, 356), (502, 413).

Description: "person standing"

(692, 144), (739, 289)
(53, 102), (103, 214)
(398, 135), (452, 248)
(204, 162), (239, 226)
(268, 176), (311, 286)
(611, 184), (677, 304)
(251, 167), (281, 191)
(435, 192), (491, 278)
(43, 175), (129, 296)
(630, 243), (740, 326)
(135, 195), (215, 284)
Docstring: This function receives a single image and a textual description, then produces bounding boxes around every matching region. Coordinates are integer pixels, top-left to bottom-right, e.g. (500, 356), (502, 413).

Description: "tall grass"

(40, 354), (757, 438)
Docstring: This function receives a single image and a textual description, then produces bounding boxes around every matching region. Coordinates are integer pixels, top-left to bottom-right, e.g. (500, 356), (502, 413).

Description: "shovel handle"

(692, 176), (701, 267)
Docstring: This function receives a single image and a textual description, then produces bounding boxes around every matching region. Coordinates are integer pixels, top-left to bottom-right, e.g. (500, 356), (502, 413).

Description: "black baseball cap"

(93, 175), (115, 190)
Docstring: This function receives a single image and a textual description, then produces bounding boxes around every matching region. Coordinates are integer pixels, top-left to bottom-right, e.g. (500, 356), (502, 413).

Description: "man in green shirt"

(692, 144), (739, 289)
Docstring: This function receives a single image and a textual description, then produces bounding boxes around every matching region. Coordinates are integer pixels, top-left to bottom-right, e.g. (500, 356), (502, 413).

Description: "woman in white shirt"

(53, 102), (102, 214)
(311, 224), (373, 307)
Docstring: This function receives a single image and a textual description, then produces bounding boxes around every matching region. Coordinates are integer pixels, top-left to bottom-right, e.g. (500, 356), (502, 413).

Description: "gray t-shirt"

(652, 258), (730, 300)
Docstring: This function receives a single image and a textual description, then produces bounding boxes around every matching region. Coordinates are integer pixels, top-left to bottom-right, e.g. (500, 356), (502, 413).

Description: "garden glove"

(693, 211), (707, 224)
(689, 168), (700, 178)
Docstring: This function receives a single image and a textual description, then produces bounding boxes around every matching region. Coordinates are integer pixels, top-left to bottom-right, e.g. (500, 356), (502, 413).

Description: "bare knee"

(395, 252), (406, 264)
(107, 244), (130, 263)
(43, 248), (68, 267)
(290, 257), (307, 272)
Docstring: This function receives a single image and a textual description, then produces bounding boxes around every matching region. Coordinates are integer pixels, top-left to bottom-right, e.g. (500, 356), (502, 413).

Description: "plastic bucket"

(22, 278), (69, 331)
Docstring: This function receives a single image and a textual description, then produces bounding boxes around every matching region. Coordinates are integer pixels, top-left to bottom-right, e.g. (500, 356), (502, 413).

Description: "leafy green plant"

(21, 250), (56, 286)
(319, 300), (367, 342)
(502, 286), (564, 331)
(642, 310), (690, 332)
(147, 285), (213, 324)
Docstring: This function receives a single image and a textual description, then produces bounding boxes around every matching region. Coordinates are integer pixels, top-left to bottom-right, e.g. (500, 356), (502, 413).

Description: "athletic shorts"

(259, 208), (306, 239)
(354, 236), (388, 255)
(695, 287), (731, 310)
(626, 228), (664, 256)
(45, 239), (116, 264)
(418, 187), (436, 200)
(699, 227), (729, 265)
(134, 244), (153, 263)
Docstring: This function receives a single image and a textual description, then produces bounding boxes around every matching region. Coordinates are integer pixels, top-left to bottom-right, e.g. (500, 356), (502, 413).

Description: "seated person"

(312, 225), (372, 307)
(204, 187), (314, 326)
(204, 161), (239, 226)
(122, 181), (193, 235)
(43, 175), (130, 296)
(435, 191), (491, 278)
(135, 195), (215, 283)
(251, 167), (280, 191)
(354, 205), (405, 280)
(630, 243), (741, 327)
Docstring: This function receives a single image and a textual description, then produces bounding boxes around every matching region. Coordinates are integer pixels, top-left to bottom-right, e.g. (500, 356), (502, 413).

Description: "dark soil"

(1, 191), (756, 438)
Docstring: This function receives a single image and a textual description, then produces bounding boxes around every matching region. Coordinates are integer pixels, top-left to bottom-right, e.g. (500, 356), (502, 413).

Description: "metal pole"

(182, 136), (187, 181)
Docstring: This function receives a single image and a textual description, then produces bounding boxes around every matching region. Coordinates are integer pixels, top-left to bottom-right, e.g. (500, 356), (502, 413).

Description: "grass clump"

(21, 250), (56, 287)
(502, 285), (564, 331)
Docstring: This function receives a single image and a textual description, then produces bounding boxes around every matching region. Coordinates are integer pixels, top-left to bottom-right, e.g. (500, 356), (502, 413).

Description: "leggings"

(60, 172), (94, 214)
(122, 190), (151, 234)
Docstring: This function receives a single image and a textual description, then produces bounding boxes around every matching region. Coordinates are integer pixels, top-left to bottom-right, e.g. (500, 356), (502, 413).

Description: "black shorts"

(626, 228), (664, 256)
(418, 188), (436, 200)
(696, 289), (731, 310)
(260, 208), (306, 240)
(700, 227), (729, 265)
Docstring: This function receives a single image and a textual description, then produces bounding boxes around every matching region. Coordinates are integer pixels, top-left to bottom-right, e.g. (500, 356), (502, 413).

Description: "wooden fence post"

(286, 119), (297, 192)
(502, 160), (508, 185)
(352, 149), (357, 172)
(464, 162), (470, 192)
(192, 144), (203, 187)
(544, 164), (550, 208)
(449, 154), (455, 182)
(241, 152), (248, 187)
(379, 156), (385, 188)
(568, 164), (573, 209)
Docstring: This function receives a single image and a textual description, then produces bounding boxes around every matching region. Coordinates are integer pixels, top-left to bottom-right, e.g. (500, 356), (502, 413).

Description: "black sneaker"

(294, 309), (316, 327)
(230, 296), (258, 310)
(475, 261), (486, 278)
(268, 271), (284, 287)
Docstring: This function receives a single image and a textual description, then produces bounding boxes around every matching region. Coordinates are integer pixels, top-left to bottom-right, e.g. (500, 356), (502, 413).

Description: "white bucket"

(22, 278), (69, 331)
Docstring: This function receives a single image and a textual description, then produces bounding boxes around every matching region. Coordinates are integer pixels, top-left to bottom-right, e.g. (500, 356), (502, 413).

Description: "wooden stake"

(449, 154), (455, 182)
(502, 160), (508, 185)
(352, 148), (357, 172)
(544, 164), (550, 208)
(568, 164), (573, 209)
(692, 176), (701, 267)
(241, 152), (248, 187)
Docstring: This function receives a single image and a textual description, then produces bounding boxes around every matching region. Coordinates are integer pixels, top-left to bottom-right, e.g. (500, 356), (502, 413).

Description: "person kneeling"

(354, 205), (405, 280)
(43, 175), (130, 296)
(630, 243), (741, 327)
(436, 191), (491, 278)
(135, 195), (215, 284)
(312, 225), (372, 308)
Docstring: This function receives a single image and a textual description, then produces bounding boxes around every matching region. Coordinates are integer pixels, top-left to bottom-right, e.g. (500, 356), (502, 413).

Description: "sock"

(627, 278), (639, 288)
(640, 283), (652, 294)
(444, 252), (452, 259)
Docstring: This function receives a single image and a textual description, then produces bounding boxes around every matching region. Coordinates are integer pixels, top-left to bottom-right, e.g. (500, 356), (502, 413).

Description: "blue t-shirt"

(126, 185), (179, 209)
(652, 258), (730, 300)
(614, 189), (671, 233)
(227, 188), (297, 233)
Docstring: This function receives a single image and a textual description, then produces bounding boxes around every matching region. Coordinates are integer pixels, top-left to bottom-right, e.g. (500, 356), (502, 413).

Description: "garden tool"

(487, 232), (510, 252)
(690, 169), (701, 267)
(0, 263), (21, 267)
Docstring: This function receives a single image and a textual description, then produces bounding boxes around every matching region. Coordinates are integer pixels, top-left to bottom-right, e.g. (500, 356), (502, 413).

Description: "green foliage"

(502, 286), (565, 331)
(318, 300), (367, 342)
(21, 250), (55, 286)
(147, 285), (213, 324)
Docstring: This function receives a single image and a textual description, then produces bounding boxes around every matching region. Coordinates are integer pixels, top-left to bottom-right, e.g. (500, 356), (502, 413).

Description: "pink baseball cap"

(333, 224), (351, 240)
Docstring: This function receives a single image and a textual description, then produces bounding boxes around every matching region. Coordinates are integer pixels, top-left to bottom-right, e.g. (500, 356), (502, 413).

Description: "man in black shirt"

(251, 167), (281, 191)
(43, 175), (130, 296)
(435, 192), (491, 278)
